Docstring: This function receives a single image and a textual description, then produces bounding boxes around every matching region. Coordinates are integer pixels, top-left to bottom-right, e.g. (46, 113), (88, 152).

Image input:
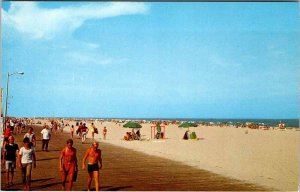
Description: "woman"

(59, 139), (78, 191)
(18, 137), (36, 191)
(70, 125), (74, 139)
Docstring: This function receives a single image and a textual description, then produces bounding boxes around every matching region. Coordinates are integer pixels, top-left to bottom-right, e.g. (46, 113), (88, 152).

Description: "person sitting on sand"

(183, 130), (189, 140)
(136, 129), (141, 140)
(59, 139), (78, 191)
(82, 142), (103, 191)
(124, 132), (132, 141)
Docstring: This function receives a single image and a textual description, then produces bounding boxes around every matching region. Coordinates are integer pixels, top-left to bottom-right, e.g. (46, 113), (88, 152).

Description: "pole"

(4, 72), (9, 131)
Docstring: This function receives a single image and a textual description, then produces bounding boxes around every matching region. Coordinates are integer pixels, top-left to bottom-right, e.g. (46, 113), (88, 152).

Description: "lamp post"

(3, 71), (24, 130)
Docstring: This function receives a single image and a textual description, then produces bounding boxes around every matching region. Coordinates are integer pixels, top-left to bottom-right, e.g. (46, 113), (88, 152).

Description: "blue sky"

(1, 2), (299, 119)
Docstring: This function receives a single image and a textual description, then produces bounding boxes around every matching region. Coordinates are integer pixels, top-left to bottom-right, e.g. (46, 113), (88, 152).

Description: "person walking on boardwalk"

(2, 136), (19, 188)
(82, 142), (103, 191)
(18, 137), (36, 191)
(59, 139), (78, 191)
(41, 125), (51, 151)
(81, 123), (89, 143)
(70, 125), (75, 139)
(24, 127), (36, 147)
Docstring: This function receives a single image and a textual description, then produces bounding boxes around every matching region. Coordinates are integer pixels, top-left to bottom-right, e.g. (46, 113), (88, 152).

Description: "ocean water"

(67, 117), (299, 128)
(133, 118), (299, 127)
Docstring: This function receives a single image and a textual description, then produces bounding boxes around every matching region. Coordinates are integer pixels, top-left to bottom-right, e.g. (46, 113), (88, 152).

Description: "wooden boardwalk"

(1, 125), (271, 191)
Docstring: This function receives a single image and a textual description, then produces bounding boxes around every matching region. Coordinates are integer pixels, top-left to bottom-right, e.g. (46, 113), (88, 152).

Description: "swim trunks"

(88, 163), (99, 172)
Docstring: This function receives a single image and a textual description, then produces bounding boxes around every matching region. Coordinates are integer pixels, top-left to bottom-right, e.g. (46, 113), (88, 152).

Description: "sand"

(41, 119), (299, 191)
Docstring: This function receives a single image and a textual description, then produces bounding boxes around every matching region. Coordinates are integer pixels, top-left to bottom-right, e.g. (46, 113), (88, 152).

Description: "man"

(41, 125), (51, 151)
(82, 142), (102, 191)
(24, 127), (36, 147)
(59, 139), (78, 191)
(2, 136), (19, 188)
(81, 123), (89, 143)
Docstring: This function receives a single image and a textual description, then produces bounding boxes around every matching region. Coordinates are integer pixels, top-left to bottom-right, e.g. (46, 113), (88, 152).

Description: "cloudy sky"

(1, 2), (299, 119)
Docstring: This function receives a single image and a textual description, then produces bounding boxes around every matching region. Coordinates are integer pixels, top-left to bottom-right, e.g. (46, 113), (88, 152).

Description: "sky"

(1, 2), (299, 119)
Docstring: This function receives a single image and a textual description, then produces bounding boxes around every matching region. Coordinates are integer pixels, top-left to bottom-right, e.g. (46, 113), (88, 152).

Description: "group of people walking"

(59, 139), (102, 191)
(1, 121), (103, 191)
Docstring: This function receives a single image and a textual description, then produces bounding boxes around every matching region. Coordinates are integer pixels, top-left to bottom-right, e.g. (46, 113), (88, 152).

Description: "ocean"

(130, 118), (299, 127)
(35, 116), (299, 128)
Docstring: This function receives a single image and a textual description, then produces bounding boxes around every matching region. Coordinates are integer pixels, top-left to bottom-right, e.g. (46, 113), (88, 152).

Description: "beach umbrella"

(178, 122), (198, 130)
(123, 122), (142, 128)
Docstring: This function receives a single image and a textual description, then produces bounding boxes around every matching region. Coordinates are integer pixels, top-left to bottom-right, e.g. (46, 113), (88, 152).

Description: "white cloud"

(65, 51), (127, 66)
(2, 2), (149, 40)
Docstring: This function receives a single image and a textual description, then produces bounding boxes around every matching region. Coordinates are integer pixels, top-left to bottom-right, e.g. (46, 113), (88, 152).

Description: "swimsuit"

(88, 163), (99, 172)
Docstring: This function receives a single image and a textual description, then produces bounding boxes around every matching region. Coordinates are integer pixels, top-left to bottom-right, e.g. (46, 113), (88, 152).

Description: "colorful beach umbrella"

(178, 122), (198, 130)
(123, 122), (142, 128)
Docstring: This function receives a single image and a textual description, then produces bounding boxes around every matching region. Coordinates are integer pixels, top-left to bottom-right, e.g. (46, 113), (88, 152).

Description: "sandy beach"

(57, 119), (299, 191)
(2, 118), (298, 191)
(1, 124), (270, 191)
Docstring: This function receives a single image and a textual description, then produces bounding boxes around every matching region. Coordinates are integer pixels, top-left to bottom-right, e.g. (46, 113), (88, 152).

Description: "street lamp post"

(3, 71), (24, 131)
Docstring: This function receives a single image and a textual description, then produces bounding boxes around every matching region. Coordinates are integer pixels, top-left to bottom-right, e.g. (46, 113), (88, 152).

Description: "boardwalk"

(1, 125), (271, 191)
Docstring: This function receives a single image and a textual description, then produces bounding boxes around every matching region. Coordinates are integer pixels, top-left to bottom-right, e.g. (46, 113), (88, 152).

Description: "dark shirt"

(5, 143), (19, 161)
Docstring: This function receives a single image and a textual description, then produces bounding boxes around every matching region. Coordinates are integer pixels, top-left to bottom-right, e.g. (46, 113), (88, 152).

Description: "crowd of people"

(1, 118), (105, 191)
(123, 128), (141, 141)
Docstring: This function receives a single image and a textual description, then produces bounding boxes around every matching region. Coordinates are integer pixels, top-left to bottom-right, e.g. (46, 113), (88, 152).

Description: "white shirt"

(19, 147), (35, 164)
(41, 128), (51, 140)
(24, 133), (36, 142)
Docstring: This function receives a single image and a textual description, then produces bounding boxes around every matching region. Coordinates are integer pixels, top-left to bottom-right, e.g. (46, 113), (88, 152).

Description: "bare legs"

(5, 168), (14, 186)
(87, 171), (99, 191)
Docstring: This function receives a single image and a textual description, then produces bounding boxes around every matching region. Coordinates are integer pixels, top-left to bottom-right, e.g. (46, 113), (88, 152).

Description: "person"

(59, 139), (78, 191)
(156, 122), (161, 139)
(24, 127), (36, 147)
(18, 137), (36, 191)
(136, 129), (141, 140)
(183, 130), (189, 140)
(81, 123), (89, 143)
(90, 123), (96, 141)
(103, 127), (107, 140)
(82, 142), (103, 191)
(9, 119), (15, 133)
(60, 120), (65, 133)
(3, 124), (12, 146)
(2, 136), (19, 188)
(76, 122), (83, 138)
(41, 125), (51, 151)
(70, 125), (74, 139)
